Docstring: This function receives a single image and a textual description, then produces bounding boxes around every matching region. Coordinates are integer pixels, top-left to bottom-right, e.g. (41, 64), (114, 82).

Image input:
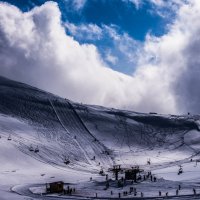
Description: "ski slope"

(0, 76), (200, 200)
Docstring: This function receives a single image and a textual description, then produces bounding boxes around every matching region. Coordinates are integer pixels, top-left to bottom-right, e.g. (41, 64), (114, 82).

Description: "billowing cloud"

(0, 1), (200, 114)
(123, 0), (189, 17)
(105, 50), (118, 65)
(65, 22), (103, 41)
(103, 25), (141, 65)
(66, 0), (87, 10)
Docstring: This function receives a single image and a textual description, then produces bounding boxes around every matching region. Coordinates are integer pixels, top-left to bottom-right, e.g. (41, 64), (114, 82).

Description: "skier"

(106, 181), (109, 189)
(159, 191), (161, 196)
(69, 188), (72, 195)
(176, 189), (179, 196)
(193, 188), (196, 195)
(134, 188), (136, 193)
(134, 188), (137, 196)
(141, 192), (144, 197)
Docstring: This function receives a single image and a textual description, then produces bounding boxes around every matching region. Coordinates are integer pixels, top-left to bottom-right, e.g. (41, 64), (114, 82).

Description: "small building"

(125, 167), (143, 182)
(125, 170), (135, 180)
(149, 112), (157, 115)
(46, 181), (64, 193)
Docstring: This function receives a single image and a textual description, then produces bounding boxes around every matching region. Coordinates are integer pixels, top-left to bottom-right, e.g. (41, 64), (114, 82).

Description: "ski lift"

(34, 146), (39, 153)
(7, 135), (11, 141)
(178, 166), (183, 175)
(29, 145), (34, 152)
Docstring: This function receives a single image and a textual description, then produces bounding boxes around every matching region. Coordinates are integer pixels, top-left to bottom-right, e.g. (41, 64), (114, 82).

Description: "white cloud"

(136, 0), (200, 113)
(148, 0), (189, 18)
(1, 1), (200, 114)
(103, 25), (142, 64)
(66, 0), (86, 10)
(65, 22), (103, 40)
(124, 0), (189, 17)
(105, 50), (118, 65)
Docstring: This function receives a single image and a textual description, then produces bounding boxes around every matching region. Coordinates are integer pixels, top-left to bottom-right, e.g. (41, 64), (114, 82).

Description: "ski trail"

(49, 99), (70, 136)
(49, 98), (93, 166)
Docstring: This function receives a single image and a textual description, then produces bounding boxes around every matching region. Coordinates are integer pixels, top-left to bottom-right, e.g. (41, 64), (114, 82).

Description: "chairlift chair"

(34, 146), (39, 153)
(29, 145), (34, 152)
(64, 156), (70, 165)
(99, 169), (105, 175)
(178, 166), (183, 175)
(7, 135), (11, 141)
(64, 159), (70, 165)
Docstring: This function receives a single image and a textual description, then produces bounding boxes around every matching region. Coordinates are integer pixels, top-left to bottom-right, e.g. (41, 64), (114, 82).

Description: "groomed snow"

(1, 76), (200, 199)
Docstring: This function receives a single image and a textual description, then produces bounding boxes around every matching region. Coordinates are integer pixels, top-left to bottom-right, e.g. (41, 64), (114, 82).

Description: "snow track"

(12, 183), (200, 200)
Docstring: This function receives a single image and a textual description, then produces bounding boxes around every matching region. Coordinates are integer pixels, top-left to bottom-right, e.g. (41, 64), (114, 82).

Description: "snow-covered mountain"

(1, 76), (200, 200)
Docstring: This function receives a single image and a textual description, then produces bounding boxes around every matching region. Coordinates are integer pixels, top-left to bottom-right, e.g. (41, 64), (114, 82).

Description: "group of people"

(64, 186), (76, 195)
(158, 185), (197, 197)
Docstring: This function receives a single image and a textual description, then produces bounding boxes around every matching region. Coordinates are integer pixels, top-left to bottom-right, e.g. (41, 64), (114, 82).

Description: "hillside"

(1, 76), (200, 199)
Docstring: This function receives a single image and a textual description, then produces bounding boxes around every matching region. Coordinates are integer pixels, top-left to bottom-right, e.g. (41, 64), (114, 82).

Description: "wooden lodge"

(46, 181), (64, 193)
(125, 166), (143, 182)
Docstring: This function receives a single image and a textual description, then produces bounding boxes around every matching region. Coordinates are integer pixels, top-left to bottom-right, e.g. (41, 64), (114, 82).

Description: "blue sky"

(1, 0), (172, 74)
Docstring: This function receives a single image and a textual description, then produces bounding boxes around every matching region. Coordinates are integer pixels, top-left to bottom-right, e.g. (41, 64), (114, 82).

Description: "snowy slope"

(1, 76), (200, 199)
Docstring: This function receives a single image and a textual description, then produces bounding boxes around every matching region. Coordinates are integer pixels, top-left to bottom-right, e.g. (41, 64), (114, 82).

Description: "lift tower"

(110, 165), (122, 180)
